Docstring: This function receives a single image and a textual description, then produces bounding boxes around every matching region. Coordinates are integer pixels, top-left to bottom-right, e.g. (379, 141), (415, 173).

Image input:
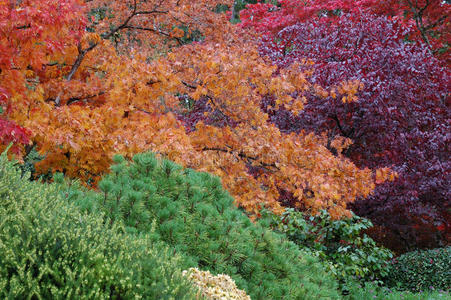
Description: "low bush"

(259, 208), (393, 291)
(62, 152), (341, 300)
(0, 150), (199, 299)
(386, 247), (451, 292)
(346, 281), (451, 300)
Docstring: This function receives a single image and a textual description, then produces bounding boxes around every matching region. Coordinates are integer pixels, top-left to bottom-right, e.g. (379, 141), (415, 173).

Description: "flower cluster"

(183, 268), (251, 300)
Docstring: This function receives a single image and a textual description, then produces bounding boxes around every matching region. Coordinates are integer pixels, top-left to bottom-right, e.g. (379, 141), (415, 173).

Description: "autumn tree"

(241, 2), (450, 251)
(0, 0), (87, 154)
(2, 0), (393, 218)
(241, 0), (450, 62)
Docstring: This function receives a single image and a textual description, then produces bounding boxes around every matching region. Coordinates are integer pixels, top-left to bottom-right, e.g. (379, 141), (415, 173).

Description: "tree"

(2, 0), (392, 218)
(0, 0), (86, 154)
(244, 7), (450, 251)
(241, 0), (450, 63)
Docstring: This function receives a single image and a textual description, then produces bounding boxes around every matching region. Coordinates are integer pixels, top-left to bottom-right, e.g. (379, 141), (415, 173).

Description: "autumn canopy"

(1, 0), (448, 251)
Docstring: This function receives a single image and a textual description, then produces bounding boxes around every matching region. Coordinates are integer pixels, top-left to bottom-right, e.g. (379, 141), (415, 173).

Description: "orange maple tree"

(1, 0), (394, 218)
(0, 0), (86, 154)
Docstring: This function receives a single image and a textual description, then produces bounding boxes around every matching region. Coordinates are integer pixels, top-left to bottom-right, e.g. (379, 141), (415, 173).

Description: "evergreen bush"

(64, 152), (341, 299)
(386, 247), (451, 292)
(346, 281), (451, 300)
(0, 150), (198, 299)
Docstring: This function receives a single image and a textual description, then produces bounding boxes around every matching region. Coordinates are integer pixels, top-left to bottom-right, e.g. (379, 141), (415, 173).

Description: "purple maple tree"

(258, 14), (450, 252)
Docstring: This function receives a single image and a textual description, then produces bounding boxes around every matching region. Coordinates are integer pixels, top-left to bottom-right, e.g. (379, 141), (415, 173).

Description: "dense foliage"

(0, 117), (30, 155)
(0, 0), (393, 219)
(260, 208), (393, 290)
(1, 0), (450, 297)
(61, 152), (340, 299)
(0, 150), (199, 299)
(0, 0), (84, 155)
(243, 4), (450, 252)
(240, 0), (450, 62)
(346, 281), (450, 300)
(386, 247), (451, 292)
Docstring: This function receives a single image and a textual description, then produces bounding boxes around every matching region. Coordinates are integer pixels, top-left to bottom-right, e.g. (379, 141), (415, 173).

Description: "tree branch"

(66, 91), (106, 105)
(202, 147), (279, 170)
(55, 0), (172, 105)
(181, 80), (197, 89)
(47, 91), (106, 105)
(406, 0), (432, 49)
(331, 114), (351, 138)
(15, 24), (31, 30)
(424, 15), (448, 31)
(123, 25), (183, 45)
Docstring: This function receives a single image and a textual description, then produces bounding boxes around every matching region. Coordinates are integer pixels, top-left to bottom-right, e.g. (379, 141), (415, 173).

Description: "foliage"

(385, 247), (451, 292)
(0, 0), (84, 154)
(18, 145), (47, 179)
(62, 152), (341, 299)
(3, 0), (448, 297)
(346, 281), (451, 300)
(169, 41), (391, 217)
(227, 0), (261, 22)
(247, 9), (450, 251)
(1, 0), (392, 218)
(260, 208), (393, 290)
(0, 150), (199, 299)
(183, 268), (251, 300)
(0, 117), (30, 155)
(240, 0), (450, 62)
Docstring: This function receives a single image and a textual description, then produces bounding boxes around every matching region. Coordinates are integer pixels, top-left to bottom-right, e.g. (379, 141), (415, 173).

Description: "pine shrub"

(0, 150), (199, 299)
(64, 152), (341, 299)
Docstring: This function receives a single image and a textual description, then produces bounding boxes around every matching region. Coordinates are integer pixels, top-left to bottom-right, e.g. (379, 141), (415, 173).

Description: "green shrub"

(0, 150), (199, 299)
(386, 247), (451, 292)
(259, 208), (393, 291)
(63, 152), (341, 300)
(346, 281), (451, 300)
(18, 145), (44, 178)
